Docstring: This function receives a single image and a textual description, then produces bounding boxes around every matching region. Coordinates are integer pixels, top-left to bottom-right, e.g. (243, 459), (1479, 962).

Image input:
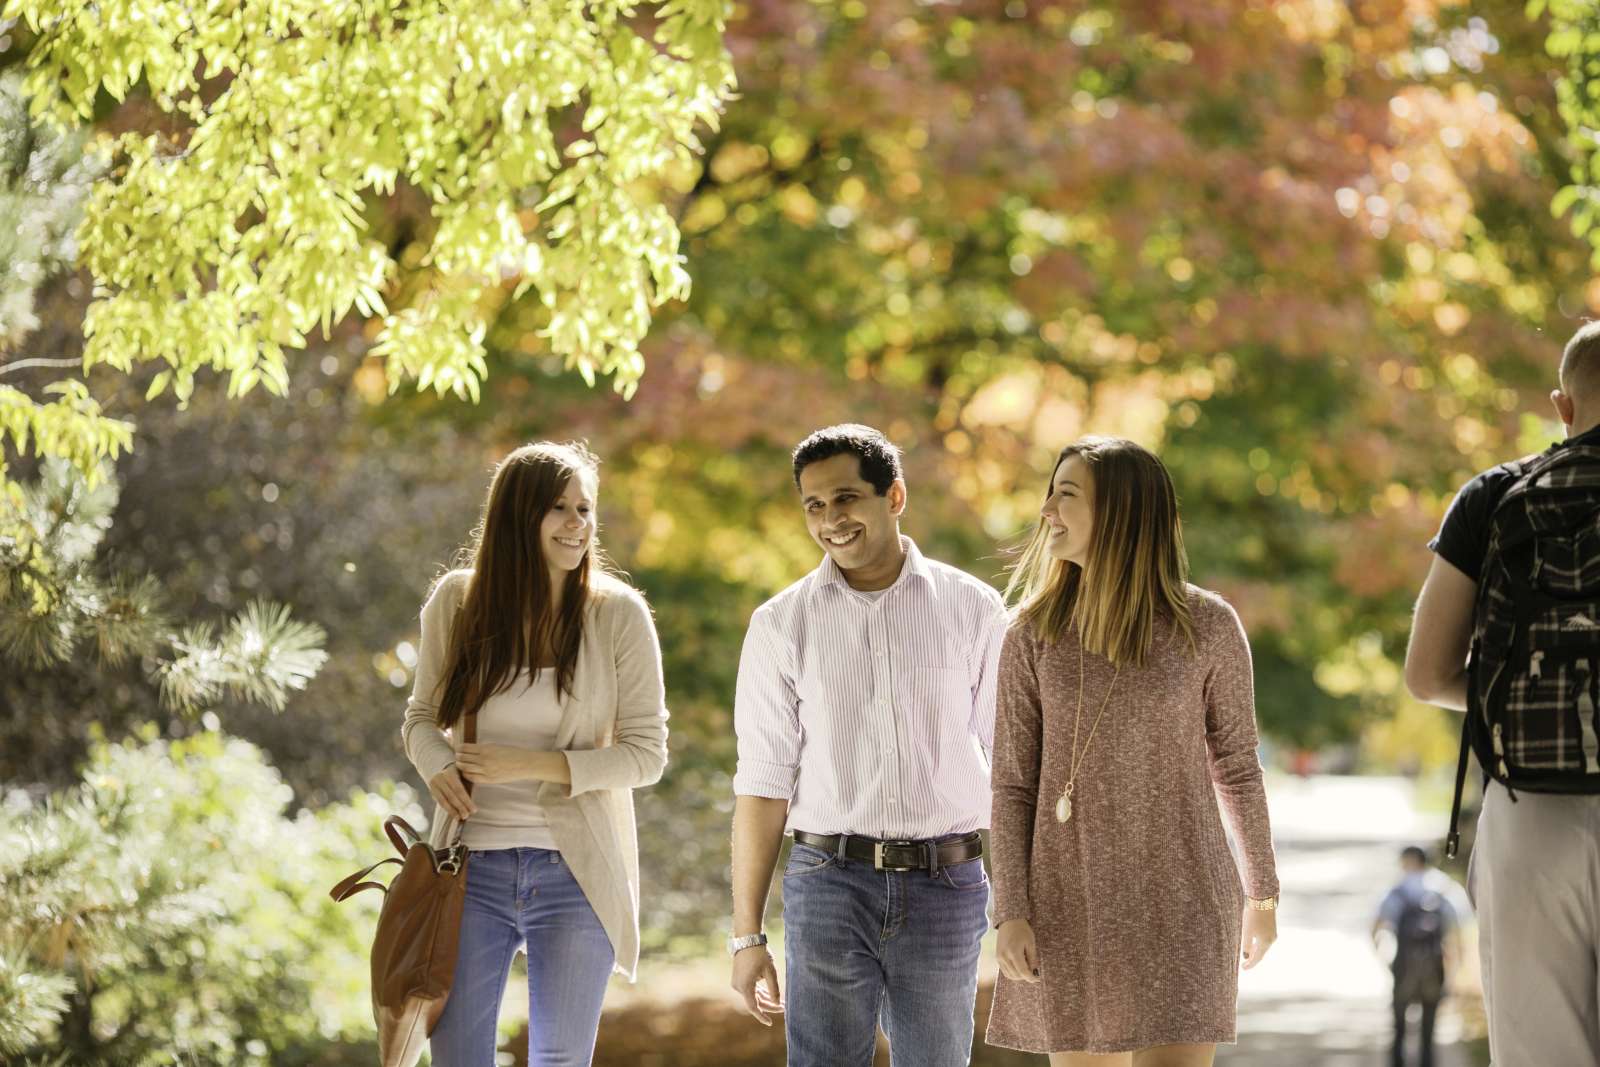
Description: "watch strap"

(727, 932), (769, 957)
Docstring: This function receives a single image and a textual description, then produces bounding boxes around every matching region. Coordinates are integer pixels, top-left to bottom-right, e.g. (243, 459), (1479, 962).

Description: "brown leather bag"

(332, 712), (476, 1067)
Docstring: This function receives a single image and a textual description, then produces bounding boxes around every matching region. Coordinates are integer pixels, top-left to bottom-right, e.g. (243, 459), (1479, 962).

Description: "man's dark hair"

(1401, 845), (1429, 866)
(791, 424), (904, 495)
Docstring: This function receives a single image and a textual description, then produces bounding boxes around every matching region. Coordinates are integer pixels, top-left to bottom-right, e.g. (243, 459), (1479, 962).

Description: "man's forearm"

(732, 795), (790, 936)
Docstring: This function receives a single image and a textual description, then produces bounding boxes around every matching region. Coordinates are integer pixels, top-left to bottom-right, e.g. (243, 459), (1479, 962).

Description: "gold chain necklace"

(1055, 640), (1121, 824)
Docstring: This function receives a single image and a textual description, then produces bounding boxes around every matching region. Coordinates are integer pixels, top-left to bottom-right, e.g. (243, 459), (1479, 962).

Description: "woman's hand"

(996, 919), (1041, 983)
(427, 765), (476, 821)
(455, 742), (540, 785)
(1241, 904), (1278, 969)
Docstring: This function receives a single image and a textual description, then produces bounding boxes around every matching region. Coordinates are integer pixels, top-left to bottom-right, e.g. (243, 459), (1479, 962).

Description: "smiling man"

(727, 424), (1006, 1067)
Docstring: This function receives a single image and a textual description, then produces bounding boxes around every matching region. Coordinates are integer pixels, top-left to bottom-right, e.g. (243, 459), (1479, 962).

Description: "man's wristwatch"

(727, 932), (769, 957)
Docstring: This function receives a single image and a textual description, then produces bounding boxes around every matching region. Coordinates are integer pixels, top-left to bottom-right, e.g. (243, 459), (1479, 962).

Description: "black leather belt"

(792, 830), (983, 873)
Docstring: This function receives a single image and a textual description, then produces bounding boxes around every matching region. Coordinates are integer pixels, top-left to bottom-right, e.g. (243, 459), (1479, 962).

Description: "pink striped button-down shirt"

(733, 536), (1007, 840)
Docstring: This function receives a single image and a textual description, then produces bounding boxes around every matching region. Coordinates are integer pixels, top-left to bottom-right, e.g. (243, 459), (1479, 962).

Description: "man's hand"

(426, 765), (476, 820)
(996, 919), (1040, 982)
(730, 944), (784, 1026)
(1241, 905), (1278, 969)
(729, 796), (790, 1026)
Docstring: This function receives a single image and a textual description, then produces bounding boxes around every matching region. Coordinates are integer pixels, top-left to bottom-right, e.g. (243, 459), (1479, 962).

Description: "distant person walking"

(1372, 846), (1465, 1067)
(986, 436), (1279, 1067)
(1405, 321), (1600, 1064)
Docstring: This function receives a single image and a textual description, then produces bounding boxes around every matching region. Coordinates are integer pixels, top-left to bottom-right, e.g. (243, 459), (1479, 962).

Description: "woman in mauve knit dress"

(986, 436), (1279, 1066)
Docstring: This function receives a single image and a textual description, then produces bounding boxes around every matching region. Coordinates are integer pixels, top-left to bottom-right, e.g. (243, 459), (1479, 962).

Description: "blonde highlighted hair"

(1003, 436), (1195, 667)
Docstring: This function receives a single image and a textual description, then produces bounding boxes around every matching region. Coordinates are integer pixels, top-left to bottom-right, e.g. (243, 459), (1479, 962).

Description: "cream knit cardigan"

(401, 568), (669, 979)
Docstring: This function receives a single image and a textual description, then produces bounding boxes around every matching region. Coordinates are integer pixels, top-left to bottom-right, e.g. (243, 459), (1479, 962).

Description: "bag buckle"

(435, 843), (465, 876)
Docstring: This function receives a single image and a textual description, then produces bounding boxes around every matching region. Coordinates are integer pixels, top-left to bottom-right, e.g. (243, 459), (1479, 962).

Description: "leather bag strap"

(384, 815), (423, 857)
(440, 707), (479, 848)
(329, 857), (404, 902)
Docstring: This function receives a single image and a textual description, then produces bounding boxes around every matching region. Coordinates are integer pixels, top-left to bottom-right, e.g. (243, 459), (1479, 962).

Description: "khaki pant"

(1469, 780), (1600, 1066)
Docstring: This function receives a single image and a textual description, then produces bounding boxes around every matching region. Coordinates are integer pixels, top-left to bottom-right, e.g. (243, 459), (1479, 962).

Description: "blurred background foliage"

(3, 0), (1600, 1060)
(0, 726), (416, 1064)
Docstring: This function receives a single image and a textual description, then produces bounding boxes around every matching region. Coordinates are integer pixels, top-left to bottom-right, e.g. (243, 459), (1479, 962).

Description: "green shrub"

(0, 726), (418, 1065)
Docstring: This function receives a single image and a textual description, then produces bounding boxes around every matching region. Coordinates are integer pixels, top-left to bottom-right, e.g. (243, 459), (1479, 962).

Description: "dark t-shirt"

(1428, 423), (1600, 580)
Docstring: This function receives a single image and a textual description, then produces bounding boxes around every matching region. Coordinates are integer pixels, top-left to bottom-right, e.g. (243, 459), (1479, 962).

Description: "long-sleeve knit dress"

(986, 586), (1279, 1054)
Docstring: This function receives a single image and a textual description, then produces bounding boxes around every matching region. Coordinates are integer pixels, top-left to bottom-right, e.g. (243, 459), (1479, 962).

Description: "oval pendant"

(1055, 794), (1072, 823)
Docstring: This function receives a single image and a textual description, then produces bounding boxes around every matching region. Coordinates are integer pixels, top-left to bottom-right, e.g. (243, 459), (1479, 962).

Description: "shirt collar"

(813, 534), (932, 597)
(1567, 422), (1600, 449)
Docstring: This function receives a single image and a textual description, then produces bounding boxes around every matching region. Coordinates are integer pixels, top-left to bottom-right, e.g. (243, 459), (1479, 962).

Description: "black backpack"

(1392, 888), (1447, 1003)
(1447, 443), (1600, 857)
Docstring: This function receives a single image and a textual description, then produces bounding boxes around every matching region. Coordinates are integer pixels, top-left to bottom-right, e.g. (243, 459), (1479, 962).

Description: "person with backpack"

(1372, 846), (1463, 1067)
(1404, 321), (1600, 1065)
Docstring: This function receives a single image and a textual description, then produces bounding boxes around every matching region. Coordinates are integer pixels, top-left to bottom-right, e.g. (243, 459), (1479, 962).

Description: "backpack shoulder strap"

(1511, 443), (1600, 490)
(1485, 448), (1566, 551)
(1488, 444), (1600, 557)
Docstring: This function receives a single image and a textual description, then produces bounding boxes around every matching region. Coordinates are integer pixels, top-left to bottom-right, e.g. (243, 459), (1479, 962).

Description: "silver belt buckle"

(874, 840), (885, 870)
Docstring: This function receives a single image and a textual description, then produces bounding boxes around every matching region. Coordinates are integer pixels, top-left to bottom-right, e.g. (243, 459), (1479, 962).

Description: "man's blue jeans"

(430, 848), (614, 1067)
(781, 839), (990, 1067)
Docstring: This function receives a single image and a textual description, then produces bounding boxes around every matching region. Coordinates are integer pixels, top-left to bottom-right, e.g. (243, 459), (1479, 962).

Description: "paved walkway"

(1219, 775), (1485, 1066)
(532, 775), (1492, 1066)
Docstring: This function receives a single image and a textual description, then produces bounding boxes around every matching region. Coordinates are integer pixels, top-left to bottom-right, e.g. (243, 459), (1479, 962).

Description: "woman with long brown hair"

(985, 436), (1278, 1067)
(401, 441), (668, 1067)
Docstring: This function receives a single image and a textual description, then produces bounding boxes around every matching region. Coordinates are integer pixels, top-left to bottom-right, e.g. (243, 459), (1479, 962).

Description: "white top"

(732, 536), (1007, 839)
(459, 669), (563, 851)
(401, 569), (669, 979)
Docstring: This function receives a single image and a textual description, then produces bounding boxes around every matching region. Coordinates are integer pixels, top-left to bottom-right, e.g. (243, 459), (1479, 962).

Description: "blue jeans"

(781, 840), (990, 1067)
(430, 848), (614, 1067)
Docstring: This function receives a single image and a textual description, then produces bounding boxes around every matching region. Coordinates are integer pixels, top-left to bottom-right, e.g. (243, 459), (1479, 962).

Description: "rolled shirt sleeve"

(732, 604), (802, 800)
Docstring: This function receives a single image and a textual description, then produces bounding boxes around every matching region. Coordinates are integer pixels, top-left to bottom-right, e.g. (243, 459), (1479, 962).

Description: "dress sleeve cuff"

(991, 902), (1032, 929)
(1246, 876), (1281, 901)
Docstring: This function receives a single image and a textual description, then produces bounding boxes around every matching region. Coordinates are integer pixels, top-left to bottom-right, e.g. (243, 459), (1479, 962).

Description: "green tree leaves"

(0, 383), (134, 503)
(3, 0), (733, 432)
(1539, 0), (1600, 263)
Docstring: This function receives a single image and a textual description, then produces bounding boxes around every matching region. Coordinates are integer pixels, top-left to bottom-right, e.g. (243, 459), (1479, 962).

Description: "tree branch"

(0, 357), (82, 378)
